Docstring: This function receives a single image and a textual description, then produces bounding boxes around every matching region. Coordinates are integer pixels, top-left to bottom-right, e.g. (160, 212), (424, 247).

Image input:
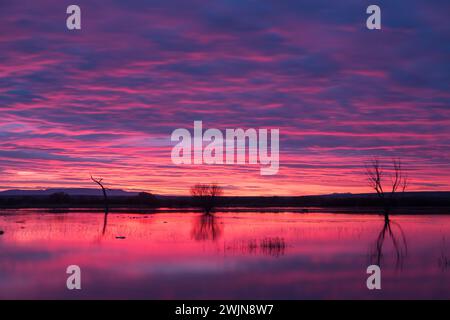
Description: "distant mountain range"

(0, 188), (138, 196)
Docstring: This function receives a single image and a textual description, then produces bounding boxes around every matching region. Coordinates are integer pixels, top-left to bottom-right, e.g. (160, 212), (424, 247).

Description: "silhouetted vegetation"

(225, 237), (286, 257)
(190, 183), (223, 214)
(259, 237), (286, 257)
(91, 176), (109, 213)
(49, 192), (71, 204)
(0, 191), (450, 212)
(366, 158), (408, 219)
(0, 194), (160, 208)
(134, 192), (158, 206)
(90, 176), (109, 235)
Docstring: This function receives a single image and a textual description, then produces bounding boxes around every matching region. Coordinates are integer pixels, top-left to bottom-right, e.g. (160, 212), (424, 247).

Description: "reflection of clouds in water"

(191, 213), (223, 241)
(225, 237), (286, 257)
(1, 211), (450, 299)
(0, 247), (53, 262)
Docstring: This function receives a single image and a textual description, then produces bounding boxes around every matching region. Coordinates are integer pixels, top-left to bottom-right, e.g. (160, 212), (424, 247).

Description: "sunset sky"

(1, 0), (449, 195)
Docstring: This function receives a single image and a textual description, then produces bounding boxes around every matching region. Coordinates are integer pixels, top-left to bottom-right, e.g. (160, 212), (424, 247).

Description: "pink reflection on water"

(0, 209), (449, 299)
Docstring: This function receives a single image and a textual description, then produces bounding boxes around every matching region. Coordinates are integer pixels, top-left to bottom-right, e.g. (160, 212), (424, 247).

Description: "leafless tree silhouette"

(90, 175), (109, 235)
(366, 158), (408, 219)
(190, 183), (223, 214)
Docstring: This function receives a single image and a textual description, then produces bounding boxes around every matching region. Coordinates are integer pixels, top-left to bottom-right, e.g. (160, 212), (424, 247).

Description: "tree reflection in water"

(191, 213), (223, 241)
(370, 215), (408, 269)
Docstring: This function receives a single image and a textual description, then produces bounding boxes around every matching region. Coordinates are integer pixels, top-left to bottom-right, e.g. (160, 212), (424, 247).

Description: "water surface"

(0, 209), (449, 299)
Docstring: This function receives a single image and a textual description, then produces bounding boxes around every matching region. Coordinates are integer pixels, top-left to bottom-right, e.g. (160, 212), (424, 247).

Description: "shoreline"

(1, 206), (450, 215)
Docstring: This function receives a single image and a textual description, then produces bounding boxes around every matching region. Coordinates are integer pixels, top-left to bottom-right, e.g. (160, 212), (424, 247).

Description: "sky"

(0, 0), (449, 196)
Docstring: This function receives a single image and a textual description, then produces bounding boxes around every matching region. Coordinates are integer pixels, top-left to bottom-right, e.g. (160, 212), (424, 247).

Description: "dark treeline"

(0, 192), (159, 209)
(213, 192), (450, 208)
(1, 191), (450, 210)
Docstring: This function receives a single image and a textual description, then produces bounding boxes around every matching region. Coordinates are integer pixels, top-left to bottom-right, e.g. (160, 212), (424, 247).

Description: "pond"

(0, 209), (449, 299)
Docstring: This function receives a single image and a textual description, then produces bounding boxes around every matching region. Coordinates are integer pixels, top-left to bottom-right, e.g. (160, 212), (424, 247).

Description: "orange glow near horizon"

(1, 147), (448, 196)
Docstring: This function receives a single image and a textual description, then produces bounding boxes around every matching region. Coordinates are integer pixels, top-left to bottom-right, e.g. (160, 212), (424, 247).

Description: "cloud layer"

(1, 0), (449, 195)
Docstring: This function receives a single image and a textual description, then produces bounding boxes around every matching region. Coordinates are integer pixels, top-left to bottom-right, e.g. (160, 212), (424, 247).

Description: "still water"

(0, 209), (449, 299)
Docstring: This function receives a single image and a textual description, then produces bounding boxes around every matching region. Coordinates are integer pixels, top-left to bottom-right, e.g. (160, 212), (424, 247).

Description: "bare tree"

(366, 158), (408, 218)
(90, 175), (109, 234)
(190, 183), (223, 214)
